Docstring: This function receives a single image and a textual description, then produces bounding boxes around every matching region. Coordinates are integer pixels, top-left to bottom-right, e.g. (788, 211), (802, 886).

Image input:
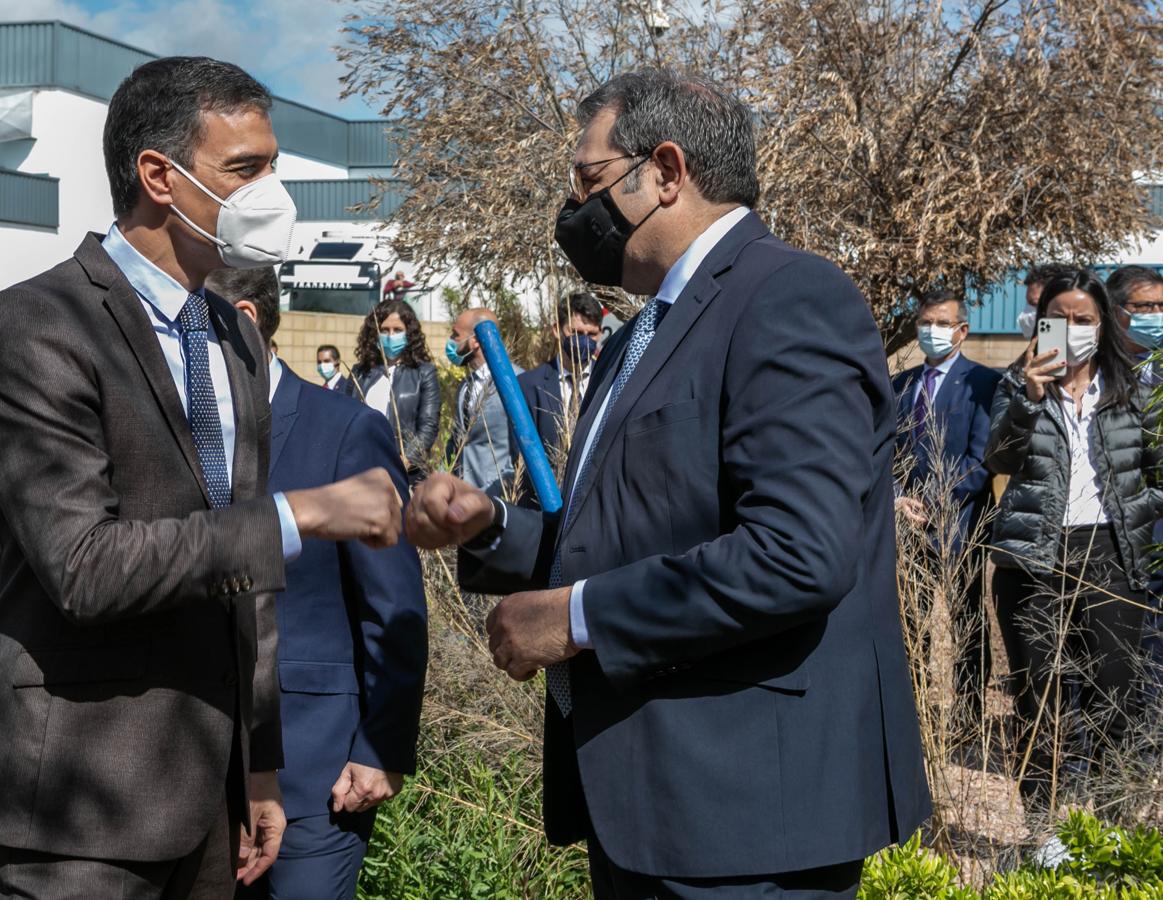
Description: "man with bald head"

(445, 308), (523, 496)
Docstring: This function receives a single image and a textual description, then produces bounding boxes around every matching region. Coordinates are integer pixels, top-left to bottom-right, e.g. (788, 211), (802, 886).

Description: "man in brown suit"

(0, 58), (401, 899)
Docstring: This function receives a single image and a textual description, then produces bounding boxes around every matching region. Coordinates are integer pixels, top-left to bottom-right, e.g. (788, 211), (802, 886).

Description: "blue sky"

(0, 0), (381, 119)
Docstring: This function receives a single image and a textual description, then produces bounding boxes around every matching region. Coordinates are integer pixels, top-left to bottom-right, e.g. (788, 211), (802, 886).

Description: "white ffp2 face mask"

(1066, 325), (1099, 366)
(916, 324), (958, 359)
(167, 159), (297, 269)
(1017, 304), (1038, 340)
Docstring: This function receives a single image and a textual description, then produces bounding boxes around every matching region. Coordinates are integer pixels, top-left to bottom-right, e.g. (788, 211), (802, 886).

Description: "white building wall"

(0, 88), (349, 290)
(1, 89), (111, 288)
(273, 154), (347, 181)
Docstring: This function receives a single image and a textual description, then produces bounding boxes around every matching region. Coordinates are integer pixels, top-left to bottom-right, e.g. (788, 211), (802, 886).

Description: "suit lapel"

(207, 296), (260, 500)
(268, 365), (301, 475)
(897, 367), (921, 425)
(560, 269), (725, 543)
(559, 327), (631, 504)
(80, 235), (214, 507)
(932, 354), (970, 418)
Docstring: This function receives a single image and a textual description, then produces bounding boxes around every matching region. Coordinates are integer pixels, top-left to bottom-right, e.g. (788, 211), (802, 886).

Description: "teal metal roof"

(0, 21), (397, 168)
(968, 261), (1163, 335)
(0, 168), (59, 228)
(284, 179), (406, 221)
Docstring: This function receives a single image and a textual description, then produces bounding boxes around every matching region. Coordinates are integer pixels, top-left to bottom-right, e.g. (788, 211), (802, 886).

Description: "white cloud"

(0, 0), (377, 118)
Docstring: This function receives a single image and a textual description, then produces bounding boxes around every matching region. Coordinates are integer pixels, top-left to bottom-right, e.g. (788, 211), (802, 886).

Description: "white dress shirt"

(568, 205), (752, 647)
(366, 365), (396, 417)
(102, 224), (301, 560)
(912, 350), (961, 407)
(325, 371), (344, 391)
(1059, 371), (1109, 527)
(558, 359), (592, 416)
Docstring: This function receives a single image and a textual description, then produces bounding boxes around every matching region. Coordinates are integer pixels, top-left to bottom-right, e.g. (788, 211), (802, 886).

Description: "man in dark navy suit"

(407, 71), (930, 897)
(893, 288), (1001, 738)
(209, 267), (428, 900)
(515, 291), (604, 506)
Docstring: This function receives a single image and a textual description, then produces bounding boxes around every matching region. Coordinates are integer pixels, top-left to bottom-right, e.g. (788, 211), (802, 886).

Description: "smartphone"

(1037, 317), (1068, 374)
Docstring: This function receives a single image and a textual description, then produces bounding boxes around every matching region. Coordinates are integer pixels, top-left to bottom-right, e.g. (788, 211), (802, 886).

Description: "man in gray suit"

(0, 57), (401, 899)
(446, 308), (523, 497)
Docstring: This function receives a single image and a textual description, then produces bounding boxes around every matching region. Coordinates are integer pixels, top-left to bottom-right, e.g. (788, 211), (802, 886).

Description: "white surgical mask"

(317, 362), (337, 380)
(167, 159), (297, 268)
(1017, 304), (1038, 340)
(1066, 325), (1099, 366)
(916, 324), (958, 360)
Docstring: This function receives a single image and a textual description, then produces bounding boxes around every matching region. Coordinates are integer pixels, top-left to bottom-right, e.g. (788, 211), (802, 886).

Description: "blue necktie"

(546, 297), (664, 715)
(179, 293), (232, 509)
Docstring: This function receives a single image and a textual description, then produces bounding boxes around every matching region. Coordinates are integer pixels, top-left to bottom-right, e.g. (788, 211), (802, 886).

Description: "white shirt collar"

(268, 354), (283, 403)
(654, 206), (751, 305)
(102, 223), (199, 324)
(924, 350), (961, 376)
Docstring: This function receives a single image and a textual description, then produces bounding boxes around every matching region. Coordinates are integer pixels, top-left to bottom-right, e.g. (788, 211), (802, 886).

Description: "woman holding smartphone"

(346, 299), (442, 485)
(986, 268), (1158, 815)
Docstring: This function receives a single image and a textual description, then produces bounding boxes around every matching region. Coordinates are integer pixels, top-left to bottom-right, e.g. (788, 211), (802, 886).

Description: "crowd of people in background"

(895, 262), (1163, 823)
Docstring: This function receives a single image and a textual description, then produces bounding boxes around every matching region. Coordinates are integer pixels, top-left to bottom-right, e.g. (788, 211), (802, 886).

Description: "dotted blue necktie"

(546, 297), (664, 716)
(179, 293), (232, 509)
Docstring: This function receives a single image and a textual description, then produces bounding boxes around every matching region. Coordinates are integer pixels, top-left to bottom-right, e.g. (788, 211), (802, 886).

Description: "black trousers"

(0, 797), (236, 900)
(993, 525), (1147, 808)
(588, 836), (862, 900)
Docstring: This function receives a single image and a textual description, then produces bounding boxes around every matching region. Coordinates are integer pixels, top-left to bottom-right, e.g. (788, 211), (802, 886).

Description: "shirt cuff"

(273, 492), (303, 562)
(569, 579), (592, 649)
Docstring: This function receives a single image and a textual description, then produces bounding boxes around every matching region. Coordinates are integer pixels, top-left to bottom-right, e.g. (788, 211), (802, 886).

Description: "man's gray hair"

(577, 70), (760, 208)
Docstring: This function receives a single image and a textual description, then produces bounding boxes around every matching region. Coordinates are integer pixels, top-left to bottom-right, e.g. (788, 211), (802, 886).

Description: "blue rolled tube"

(473, 320), (563, 513)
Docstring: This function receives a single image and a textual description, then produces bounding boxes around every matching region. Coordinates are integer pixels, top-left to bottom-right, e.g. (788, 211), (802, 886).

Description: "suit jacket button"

(241, 576), (253, 592)
(230, 578), (241, 594)
(223, 671), (238, 687)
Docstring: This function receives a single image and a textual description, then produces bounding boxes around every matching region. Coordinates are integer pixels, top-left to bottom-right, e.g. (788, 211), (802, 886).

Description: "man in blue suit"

(515, 291), (604, 507)
(407, 71), (929, 897)
(893, 288), (1001, 738)
(207, 268), (428, 900)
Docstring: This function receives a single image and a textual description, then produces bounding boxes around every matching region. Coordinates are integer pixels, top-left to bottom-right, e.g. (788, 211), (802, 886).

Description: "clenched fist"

(405, 472), (496, 549)
(286, 467), (402, 549)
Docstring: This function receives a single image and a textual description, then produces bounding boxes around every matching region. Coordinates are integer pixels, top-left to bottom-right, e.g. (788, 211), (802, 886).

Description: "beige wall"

(889, 333), (1025, 375)
(274, 311), (452, 381)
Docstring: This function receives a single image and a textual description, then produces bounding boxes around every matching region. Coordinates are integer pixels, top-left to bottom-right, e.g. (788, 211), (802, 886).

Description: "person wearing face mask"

(1108, 265), (1163, 384)
(443, 307), (523, 498)
(406, 70), (929, 898)
(513, 292), (605, 508)
(0, 57), (403, 898)
(1107, 265), (1163, 715)
(346, 300), (441, 486)
(892, 289), (1001, 741)
(206, 268), (426, 900)
(1016, 263), (1076, 341)
(986, 268), (1159, 822)
(316, 345), (349, 393)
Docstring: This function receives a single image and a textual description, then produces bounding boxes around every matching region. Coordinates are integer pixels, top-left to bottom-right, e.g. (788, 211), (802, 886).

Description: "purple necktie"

(913, 366), (939, 443)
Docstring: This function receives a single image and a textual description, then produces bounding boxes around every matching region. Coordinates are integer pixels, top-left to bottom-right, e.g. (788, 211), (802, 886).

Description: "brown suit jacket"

(0, 234), (286, 861)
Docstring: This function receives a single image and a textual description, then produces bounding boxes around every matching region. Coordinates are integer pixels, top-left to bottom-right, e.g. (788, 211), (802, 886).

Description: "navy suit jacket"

(459, 212), (931, 877)
(892, 354), (1001, 549)
(268, 366), (427, 820)
(513, 359), (569, 508)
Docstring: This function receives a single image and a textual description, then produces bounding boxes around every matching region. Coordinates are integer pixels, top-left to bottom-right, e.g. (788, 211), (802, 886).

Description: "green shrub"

(357, 745), (589, 900)
(859, 812), (1163, 900)
(858, 833), (978, 900)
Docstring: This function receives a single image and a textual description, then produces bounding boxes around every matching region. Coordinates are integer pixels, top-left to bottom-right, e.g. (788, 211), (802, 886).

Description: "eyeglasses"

(568, 154), (644, 200)
(1125, 301), (1163, 314)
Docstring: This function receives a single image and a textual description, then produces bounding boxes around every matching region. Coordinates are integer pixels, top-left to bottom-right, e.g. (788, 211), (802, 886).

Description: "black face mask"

(553, 158), (660, 286)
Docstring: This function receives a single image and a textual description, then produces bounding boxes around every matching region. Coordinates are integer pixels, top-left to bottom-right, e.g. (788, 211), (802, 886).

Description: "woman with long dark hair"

(346, 299), (441, 484)
(986, 268), (1159, 815)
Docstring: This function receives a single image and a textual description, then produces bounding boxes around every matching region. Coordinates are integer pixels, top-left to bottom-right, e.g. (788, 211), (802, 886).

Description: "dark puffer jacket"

(985, 368), (1163, 590)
